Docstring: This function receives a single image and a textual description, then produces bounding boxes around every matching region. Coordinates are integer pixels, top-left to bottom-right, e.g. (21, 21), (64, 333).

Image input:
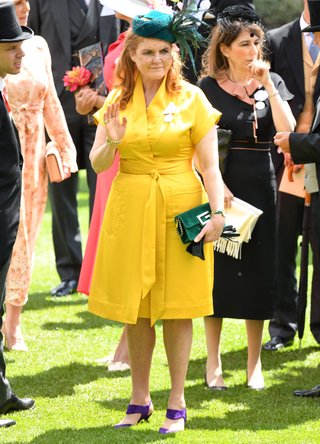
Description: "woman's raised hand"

(104, 102), (128, 143)
(248, 60), (271, 86)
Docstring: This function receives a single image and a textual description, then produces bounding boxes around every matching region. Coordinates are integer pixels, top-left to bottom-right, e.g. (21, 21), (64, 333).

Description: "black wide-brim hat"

(302, 0), (320, 33)
(0, 1), (33, 42)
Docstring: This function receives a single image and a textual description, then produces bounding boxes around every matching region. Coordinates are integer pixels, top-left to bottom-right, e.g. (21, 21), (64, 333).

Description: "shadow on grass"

(96, 361), (320, 432)
(23, 293), (126, 330)
(41, 310), (124, 331)
(7, 356), (320, 437)
(10, 362), (130, 398)
(23, 293), (89, 312)
(187, 345), (320, 377)
(10, 427), (167, 444)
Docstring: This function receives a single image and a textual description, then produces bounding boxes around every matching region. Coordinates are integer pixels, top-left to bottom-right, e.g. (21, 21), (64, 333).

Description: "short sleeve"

(270, 72), (294, 102)
(93, 89), (121, 126)
(190, 87), (221, 146)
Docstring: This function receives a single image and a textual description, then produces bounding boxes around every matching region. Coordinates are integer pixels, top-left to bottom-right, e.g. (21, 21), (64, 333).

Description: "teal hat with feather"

(132, 0), (208, 74)
(132, 10), (175, 43)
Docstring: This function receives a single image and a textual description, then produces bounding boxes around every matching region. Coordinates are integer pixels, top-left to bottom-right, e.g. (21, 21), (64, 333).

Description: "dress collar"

(217, 75), (262, 105)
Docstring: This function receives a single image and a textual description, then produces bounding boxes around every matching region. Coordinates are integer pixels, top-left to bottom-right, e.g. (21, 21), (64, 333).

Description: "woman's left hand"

(194, 214), (225, 244)
(63, 166), (71, 180)
(274, 131), (291, 153)
(248, 60), (271, 86)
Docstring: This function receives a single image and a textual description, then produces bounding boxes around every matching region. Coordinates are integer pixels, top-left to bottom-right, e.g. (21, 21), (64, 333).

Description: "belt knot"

(151, 170), (160, 180)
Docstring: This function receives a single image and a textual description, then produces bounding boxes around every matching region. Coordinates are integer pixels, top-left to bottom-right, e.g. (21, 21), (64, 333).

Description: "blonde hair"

(201, 22), (265, 79)
(114, 29), (184, 109)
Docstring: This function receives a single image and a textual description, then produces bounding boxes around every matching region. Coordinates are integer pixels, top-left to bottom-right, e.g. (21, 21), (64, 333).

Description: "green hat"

(132, 10), (176, 43)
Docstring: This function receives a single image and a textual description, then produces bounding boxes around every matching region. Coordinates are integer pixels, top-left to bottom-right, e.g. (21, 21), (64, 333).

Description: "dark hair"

(114, 29), (184, 110)
(201, 20), (265, 79)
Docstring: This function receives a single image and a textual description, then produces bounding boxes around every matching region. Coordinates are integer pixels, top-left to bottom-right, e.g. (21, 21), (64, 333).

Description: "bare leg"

(246, 319), (264, 388)
(3, 303), (27, 351)
(161, 319), (193, 432)
(116, 318), (155, 425)
(204, 317), (225, 387)
(113, 325), (129, 364)
(95, 326), (129, 366)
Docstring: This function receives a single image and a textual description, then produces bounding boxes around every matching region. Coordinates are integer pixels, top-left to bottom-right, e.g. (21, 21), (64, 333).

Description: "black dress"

(198, 73), (293, 320)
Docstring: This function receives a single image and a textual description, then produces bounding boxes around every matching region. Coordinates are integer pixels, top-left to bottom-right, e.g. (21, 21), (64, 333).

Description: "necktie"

(309, 33), (320, 63)
(2, 86), (11, 113)
(75, 0), (88, 14)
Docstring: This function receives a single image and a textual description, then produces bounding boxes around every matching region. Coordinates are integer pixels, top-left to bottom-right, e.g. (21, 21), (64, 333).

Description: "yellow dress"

(88, 74), (221, 326)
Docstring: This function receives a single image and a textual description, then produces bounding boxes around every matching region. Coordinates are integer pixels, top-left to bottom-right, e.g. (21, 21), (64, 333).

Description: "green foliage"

(255, 0), (304, 30)
(1, 171), (319, 443)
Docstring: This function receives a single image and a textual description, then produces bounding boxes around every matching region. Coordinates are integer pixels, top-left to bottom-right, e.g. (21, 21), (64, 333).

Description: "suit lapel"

(75, 0), (98, 46)
(311, 96), (320, 133)
(314, 60), (320, 105)
(98, 3), (117, 56)
(49, 0), (71, 60)
(284, 20), (305, 100)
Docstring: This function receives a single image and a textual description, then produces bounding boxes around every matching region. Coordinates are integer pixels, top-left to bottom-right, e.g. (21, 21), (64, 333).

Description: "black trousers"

(0, 255), (12, 406)
(268, 170), (320, 343)
(48, 90), (97, 283)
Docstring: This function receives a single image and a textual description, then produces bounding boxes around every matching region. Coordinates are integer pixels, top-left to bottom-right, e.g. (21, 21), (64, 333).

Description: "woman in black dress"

(197, 6), (295, 390)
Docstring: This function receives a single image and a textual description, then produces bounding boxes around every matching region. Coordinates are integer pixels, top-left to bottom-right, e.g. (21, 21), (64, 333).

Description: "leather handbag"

(217, 128), (232, 175)
(45, 142), (64, 183)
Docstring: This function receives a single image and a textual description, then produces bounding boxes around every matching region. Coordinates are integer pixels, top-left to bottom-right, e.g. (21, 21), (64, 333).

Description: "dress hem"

(89, 298), (214, 324)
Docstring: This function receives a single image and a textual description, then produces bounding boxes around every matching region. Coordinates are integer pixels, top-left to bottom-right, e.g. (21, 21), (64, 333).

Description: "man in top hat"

(275, 0), (320, 398)
(0, 1), (35, 426)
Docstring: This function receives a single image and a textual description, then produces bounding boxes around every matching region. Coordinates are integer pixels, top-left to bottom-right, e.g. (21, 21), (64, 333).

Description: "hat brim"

(301, 24), (320, 33)
(100, 0), (150, 19)
(0, 26), (33, 42)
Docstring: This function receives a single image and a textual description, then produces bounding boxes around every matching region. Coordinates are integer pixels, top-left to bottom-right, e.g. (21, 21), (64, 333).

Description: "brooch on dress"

(253, 89), (268, 110)
(163, 102), (180, 122)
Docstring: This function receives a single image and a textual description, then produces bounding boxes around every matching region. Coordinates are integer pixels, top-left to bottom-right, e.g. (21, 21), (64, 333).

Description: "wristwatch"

(212, 209), (227, 217)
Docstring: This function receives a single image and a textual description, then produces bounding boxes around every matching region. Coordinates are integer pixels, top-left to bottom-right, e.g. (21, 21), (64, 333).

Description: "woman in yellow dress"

(88, 8), (225, 434)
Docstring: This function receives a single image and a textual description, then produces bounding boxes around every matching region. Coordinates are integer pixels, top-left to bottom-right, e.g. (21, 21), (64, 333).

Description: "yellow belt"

(119, 159), (192, 325)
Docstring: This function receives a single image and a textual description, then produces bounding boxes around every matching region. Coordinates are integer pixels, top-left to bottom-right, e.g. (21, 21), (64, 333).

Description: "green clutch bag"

(175, 203), (211, 244)
(175, 203), (240, 245)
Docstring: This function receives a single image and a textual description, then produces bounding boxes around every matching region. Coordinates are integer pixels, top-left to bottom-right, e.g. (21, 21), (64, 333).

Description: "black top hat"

(302, 0), (320, 33)
(0, 1), (33, 43)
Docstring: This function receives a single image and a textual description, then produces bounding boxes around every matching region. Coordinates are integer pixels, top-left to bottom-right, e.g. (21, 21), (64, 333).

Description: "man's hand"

(75, 85), (98, 115)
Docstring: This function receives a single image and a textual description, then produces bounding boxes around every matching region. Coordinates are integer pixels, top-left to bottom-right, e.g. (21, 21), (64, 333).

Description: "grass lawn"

(1, 170), (320, 443)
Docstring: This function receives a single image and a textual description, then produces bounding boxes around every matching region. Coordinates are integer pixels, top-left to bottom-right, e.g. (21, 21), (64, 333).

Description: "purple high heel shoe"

(159, 408), (187, 434)
(114, 400), (153, 428)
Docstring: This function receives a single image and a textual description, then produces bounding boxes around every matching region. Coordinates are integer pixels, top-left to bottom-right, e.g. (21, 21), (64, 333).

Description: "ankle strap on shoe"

(126, 400), (151, 415)
(166, 408), (187, 422)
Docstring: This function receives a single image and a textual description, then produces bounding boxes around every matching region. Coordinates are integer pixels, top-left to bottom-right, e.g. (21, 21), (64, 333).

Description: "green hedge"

(255, 0), (304, 30)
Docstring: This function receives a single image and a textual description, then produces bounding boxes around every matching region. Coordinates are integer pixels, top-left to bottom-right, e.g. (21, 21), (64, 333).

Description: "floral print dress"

(6, 36), (77, 305)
